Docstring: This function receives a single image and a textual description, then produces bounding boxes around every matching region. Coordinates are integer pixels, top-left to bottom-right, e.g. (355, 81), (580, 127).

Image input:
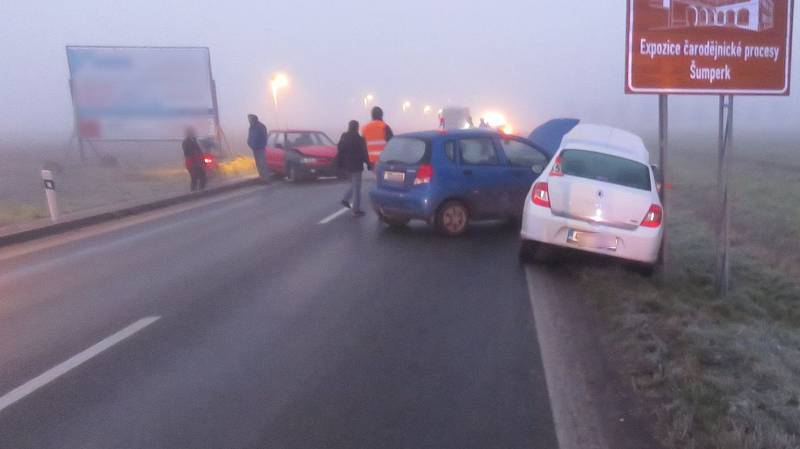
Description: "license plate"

(567, 229), (618, 250)
(384, 171), (405, 182)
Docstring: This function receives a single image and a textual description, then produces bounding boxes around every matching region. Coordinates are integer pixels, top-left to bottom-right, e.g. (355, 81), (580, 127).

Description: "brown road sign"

(626, 0), (794, 95)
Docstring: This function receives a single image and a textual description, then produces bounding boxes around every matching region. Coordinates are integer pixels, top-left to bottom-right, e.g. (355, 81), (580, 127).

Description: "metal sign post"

(715, 95), (734, 296)
(658, 94), (669, 267)
(626, 0), (793, 295)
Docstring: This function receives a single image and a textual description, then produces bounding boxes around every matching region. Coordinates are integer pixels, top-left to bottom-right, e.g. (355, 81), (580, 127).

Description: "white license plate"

(567, 229), (618, 250)
(384, 171), (405, 182)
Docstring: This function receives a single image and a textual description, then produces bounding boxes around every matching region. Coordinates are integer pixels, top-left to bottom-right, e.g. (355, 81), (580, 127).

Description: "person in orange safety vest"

(361, 106), (394, 164)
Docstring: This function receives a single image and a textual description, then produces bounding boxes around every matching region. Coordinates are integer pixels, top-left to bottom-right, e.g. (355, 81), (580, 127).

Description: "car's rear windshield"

(379, 137), (429, 165)
(560, 149), (651, 191)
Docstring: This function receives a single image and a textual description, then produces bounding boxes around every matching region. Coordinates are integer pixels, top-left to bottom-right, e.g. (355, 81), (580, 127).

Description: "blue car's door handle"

(463, 169), (473, 175)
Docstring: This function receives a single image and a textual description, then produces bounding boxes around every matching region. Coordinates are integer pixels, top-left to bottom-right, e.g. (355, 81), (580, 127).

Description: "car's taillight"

(203, 157), (213, 165)
(531, 182), (551, 208)
(549, 155), (563, 177)
(414, 164), (433, 185)
(641, 204), (663, 228)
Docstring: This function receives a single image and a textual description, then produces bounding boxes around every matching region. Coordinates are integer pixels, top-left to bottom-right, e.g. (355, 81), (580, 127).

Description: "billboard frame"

(65, 45), (224, 159)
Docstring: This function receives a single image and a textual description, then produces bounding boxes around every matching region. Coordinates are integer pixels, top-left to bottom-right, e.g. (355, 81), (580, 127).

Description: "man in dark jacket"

(247, 114), (270, 183)
(182, 127), (207, 191)
(336, 120), (371, 216)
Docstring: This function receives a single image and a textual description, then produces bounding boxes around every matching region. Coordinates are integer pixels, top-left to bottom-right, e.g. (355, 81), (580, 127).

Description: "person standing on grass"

(247, 114), (270, 183)
(182, 127), (207, 192)
(336, 120), (371, 217)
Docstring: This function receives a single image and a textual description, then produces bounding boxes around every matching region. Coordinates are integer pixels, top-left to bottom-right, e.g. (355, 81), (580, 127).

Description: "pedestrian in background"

(336, 120), (371, 217)
(182, 127), (207, 192)
(362, 106), (393, 165)
(247, 114), (270, 183)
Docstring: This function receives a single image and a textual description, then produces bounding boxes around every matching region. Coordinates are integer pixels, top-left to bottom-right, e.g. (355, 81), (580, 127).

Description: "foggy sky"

(1, 0), (798, 146)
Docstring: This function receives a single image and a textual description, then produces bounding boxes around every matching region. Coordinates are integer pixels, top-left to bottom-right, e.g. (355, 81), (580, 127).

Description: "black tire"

(519, 240), (556, 265)
(287, 164), (300, 183)
(379, 213), (410, 228)
(631, 262), (657, 277)
(435, 200), (469, 237)
(518, 240), (539, 263)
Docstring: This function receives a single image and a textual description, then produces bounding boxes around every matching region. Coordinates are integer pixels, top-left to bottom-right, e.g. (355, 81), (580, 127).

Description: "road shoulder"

(525, 265), (662, 449)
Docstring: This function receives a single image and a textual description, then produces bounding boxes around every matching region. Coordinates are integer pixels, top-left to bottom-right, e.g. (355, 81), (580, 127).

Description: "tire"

(379, 213), (410, 228)
(518, 240), (539, 263)
(631, 262), (657, 277)
(519, 240), (555, 265)
(435, 200), (469, 237)
(287, 164), (300, 183)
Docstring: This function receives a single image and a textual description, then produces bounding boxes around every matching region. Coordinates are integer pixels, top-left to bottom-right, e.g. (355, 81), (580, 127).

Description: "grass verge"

(574, 148), (800, 449)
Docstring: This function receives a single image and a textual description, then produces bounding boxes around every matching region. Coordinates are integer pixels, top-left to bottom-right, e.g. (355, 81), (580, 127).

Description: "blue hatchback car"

(370, 129), (550, 236)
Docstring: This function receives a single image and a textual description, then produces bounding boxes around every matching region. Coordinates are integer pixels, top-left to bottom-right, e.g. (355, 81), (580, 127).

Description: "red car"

(265, 130), (341, 182)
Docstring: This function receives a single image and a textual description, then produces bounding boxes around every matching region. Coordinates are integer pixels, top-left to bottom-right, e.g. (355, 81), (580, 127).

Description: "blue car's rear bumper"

(369, 188), (436, 222)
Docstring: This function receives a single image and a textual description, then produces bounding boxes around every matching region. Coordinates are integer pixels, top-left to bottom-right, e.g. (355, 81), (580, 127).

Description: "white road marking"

(318, 208), (350, 225)
(0, 316), (160, 413)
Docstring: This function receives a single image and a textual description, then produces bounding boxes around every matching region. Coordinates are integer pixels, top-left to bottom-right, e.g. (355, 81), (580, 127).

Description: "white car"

(520, 124), (663, 270)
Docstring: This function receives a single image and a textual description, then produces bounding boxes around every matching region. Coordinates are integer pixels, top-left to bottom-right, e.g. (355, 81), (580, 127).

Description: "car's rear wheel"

(435, 200), (469, 237)
(287, 164), (300, 183)
(631, 262), (657, 277)
(518, 240), (539, 263)
(519, 240), (556, 264)
(379, 213), (410, 228)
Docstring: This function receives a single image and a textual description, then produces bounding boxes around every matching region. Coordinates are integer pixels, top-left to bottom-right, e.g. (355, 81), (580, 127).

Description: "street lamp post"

(363, 94), (375, 109)
(271, 73), (289, 110)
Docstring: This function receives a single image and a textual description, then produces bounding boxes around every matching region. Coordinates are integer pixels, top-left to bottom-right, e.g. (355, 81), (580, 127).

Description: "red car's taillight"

(531, 182), (551, 208)
(414, 164), (433, 185)
(641, 204), (663, 228)
(549, 155), (564, 177)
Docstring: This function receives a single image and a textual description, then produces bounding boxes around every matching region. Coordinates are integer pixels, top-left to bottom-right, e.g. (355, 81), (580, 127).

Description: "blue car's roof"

(528, 118), (580, 158)
(397, 129), (548, 155)
(399, 129), (502, 140)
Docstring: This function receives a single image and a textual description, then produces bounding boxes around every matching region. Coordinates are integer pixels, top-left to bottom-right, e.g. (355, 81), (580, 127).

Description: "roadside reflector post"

(41, 169), (60, 223)
(658, 94), (669, 271)
(715, 95), (734, 297)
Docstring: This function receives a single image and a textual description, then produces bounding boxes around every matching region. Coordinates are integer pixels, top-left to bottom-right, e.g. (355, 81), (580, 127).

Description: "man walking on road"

(247, 114), (270, 183)
(361, 106), (393, 165)
(336, 120), (371, 217)
(182, 127), (207, 192)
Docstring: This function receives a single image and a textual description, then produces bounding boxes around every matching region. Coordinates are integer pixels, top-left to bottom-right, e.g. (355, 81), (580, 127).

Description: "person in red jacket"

(182, 128), (207, 192)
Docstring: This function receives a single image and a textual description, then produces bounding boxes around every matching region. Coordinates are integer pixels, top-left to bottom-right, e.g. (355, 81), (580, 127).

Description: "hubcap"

(443, 206), (466, 233)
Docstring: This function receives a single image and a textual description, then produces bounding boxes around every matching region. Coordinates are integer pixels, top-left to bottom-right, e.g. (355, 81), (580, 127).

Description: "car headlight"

(300, 157), (317, 164)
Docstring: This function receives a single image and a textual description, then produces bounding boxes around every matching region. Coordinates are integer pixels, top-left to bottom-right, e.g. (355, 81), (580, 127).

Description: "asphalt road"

(0, 179), (558, 449)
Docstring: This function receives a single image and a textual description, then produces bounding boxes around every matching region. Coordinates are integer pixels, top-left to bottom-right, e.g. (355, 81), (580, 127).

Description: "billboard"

(626, 0), (794, 94)
(66, 46), (218, 140)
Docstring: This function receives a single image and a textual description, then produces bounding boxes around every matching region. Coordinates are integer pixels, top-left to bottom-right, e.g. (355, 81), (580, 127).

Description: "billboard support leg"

(210, 79), (225, 157)
(715, 95), (734, 297)
(78, 138), (86, 164)
(658, 94), (669, 269)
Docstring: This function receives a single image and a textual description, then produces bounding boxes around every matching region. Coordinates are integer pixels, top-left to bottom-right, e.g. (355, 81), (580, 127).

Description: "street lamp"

(423, 105), (432, 115)
(402, 101), (411, 113)
(270, 73), (289, 109)
(363, 94), (375, 109)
